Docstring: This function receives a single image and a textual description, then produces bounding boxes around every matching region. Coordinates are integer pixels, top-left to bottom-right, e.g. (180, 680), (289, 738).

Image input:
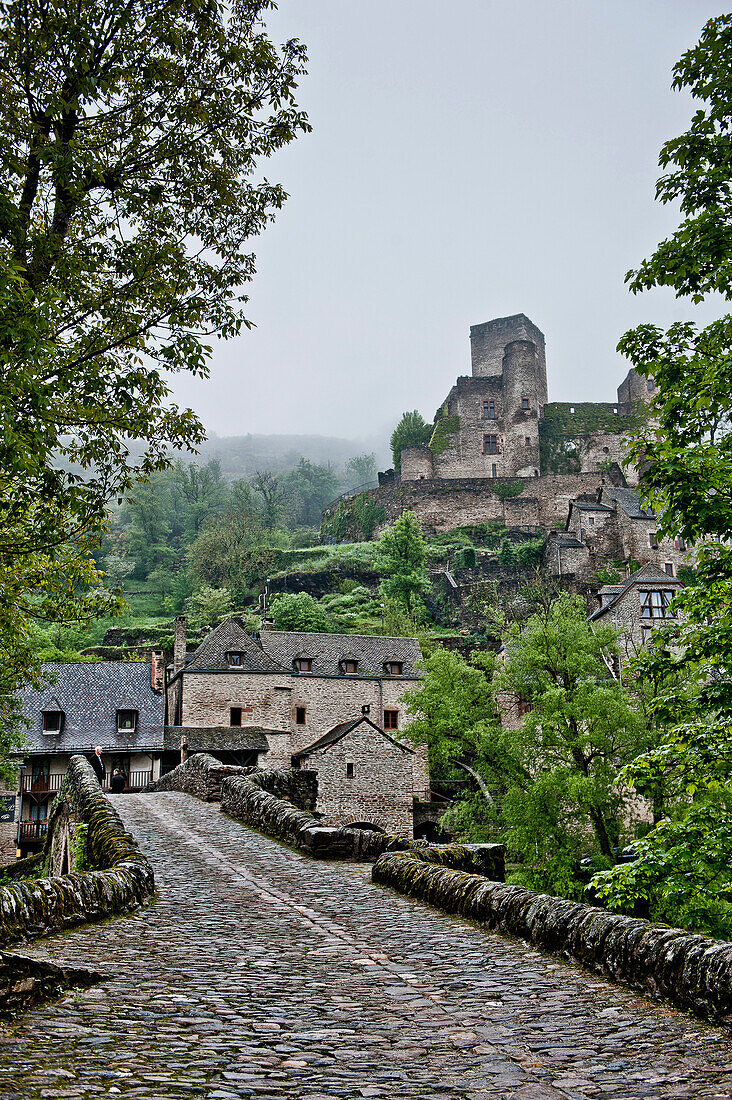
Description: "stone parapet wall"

(0, 756), (154, 950)
(147, 753), (254, 802)
(372, 851), (732, 1024)
(220, 772), (394, 861)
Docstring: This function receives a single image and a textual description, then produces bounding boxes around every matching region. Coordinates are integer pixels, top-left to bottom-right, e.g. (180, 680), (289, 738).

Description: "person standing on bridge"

(89, 746), (105, 787)
(110, 768), (126, 794)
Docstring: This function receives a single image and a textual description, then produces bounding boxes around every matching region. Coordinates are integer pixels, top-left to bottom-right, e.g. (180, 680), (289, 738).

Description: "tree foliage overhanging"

(0, 0), (309, 740)
(592, 12), (732, 933)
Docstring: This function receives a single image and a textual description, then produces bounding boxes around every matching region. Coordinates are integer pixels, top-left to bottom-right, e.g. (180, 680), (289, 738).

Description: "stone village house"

(499, 563), (685, 730)
(9, 659), (167, 859)
(164, 617), (429, 836)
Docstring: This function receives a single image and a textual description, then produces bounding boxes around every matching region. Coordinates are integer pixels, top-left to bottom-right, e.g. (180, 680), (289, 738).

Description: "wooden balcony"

(18, 821), (48, 843)
(21, 773), (65, 794)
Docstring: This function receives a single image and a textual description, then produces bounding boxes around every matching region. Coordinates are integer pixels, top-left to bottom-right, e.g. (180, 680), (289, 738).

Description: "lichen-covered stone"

(372, 850), (732, 1024)
(147, 753), (254, 802)
(0, 756), (154, 951)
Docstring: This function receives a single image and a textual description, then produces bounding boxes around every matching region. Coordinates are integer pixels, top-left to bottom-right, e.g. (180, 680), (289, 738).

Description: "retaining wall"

(372, 851), (732, 1024)
(0, 756), (154, 949)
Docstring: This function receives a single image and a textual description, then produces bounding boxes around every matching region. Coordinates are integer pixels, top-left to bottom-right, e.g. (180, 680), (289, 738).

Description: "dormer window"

(294, 658), (312, 673)
(227, 652), (244, 668)
(42, 710), (64, 734)
(384, 661), (403, 675)
(117, 709), (137, 733)
(342, 659), (359, 675)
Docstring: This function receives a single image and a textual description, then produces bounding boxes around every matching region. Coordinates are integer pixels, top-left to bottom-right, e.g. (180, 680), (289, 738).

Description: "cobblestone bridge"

(2, 792), (732, 1100)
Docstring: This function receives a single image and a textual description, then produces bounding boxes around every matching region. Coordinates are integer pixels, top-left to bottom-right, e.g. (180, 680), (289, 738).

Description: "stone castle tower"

(400, 313), (649, 483)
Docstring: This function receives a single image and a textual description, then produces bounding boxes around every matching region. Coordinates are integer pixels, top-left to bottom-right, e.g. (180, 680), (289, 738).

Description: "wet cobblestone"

(0, 792), (730, 1099)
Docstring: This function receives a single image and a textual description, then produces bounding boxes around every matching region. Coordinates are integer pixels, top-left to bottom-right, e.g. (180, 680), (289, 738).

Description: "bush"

(269, 592), (331, 632)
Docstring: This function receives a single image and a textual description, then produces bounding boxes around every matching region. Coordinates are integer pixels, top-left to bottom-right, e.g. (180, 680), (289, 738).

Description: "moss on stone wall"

(429, 415), (460, 456)
(539, 403), (640, 474)
(321, 493), (386, 542)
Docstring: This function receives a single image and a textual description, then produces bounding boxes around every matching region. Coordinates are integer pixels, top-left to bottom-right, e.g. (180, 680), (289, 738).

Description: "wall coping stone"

(372, 850), (732, 1025)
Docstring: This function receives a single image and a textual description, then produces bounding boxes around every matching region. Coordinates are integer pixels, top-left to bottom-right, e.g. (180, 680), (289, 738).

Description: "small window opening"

(386, 661), (403, 675)
(588, 516), (595, 526)
(664, 562), (675, 576)
(647, 379), (655, 393)
(517, 697), (532, 717)
(483, 399), (496, 419)
(649, 532), (659, 548)
(384, 709), (399, 730)
(227, 652), (243, 668)
(295, 706), (306, 725)
(483, 434), (499, 454)
(521, 397), (530, 410)
(491, 463), (497, 478)
(117, 709), (137, 733)
(675, 537), (687, 551)
(295, 658), (312, 673)
(343, 660), (358, 675)
(524, 436), (531, 447)
(42, 710), (63, 734)
(346, 763), (354, 778)
(230, 707), (242, 727)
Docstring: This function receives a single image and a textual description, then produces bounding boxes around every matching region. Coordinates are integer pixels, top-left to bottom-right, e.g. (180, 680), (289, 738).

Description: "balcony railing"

(104, 770), (153, 791)
(21, 772), (65, 794)
(19, 821), (48, 843)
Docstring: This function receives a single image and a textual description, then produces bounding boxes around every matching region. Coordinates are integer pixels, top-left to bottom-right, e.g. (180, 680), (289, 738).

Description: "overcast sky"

(170, 0), (724, 444)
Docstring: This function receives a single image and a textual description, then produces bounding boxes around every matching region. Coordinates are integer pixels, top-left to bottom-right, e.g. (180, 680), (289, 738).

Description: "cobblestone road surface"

(1, 792), (731, 1100)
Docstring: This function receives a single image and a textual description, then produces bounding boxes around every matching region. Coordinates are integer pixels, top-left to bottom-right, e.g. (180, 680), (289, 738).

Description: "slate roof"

(184, 619), (286, 673)
(572, 501), (614, 513)
(258, 632), (423, 678)
(601, 487), (654, 519)
(590, 563), (683, 620)
(291, 715), (414, 761)
(18, 662), (165, 754)
(164, 726), (270, 753)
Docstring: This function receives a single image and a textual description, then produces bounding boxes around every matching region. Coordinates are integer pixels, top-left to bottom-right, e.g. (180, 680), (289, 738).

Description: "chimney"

(151, 650), (164, 693)
(174, 616), (187, 674)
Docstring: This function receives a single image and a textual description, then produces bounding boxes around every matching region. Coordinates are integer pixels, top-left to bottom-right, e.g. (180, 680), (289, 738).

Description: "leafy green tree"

(376, 511), (431, 615)
(595, 14), (732, 933)
(0, 0), (308, 749)
(187, 508), (283, 602)
(390, 411), (433, 469)
(269, 591), (331, 632)
(498, 594), (648, 873)
(185, 586), (233, 631)
(281, 459), (339, 526)
(406, 596), (651, 899)
(403, 648), (497, 777)
(345, 453), (377, 487)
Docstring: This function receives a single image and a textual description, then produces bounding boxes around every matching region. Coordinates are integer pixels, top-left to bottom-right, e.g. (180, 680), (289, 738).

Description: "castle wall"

(400, 445), (433, 479)
(334, 472), (624, 538)
(470, 313), (546, 380)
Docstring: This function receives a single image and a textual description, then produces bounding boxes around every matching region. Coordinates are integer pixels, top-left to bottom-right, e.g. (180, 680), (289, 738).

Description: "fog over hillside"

(184, 430), (392, 479)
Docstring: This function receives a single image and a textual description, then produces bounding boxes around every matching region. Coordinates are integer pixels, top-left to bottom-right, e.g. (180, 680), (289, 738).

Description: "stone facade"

(544, 487), (692, 587)
(165, 619), (430, 835)
(292, 716), (415, 835)
(591, 563), (684, 667)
